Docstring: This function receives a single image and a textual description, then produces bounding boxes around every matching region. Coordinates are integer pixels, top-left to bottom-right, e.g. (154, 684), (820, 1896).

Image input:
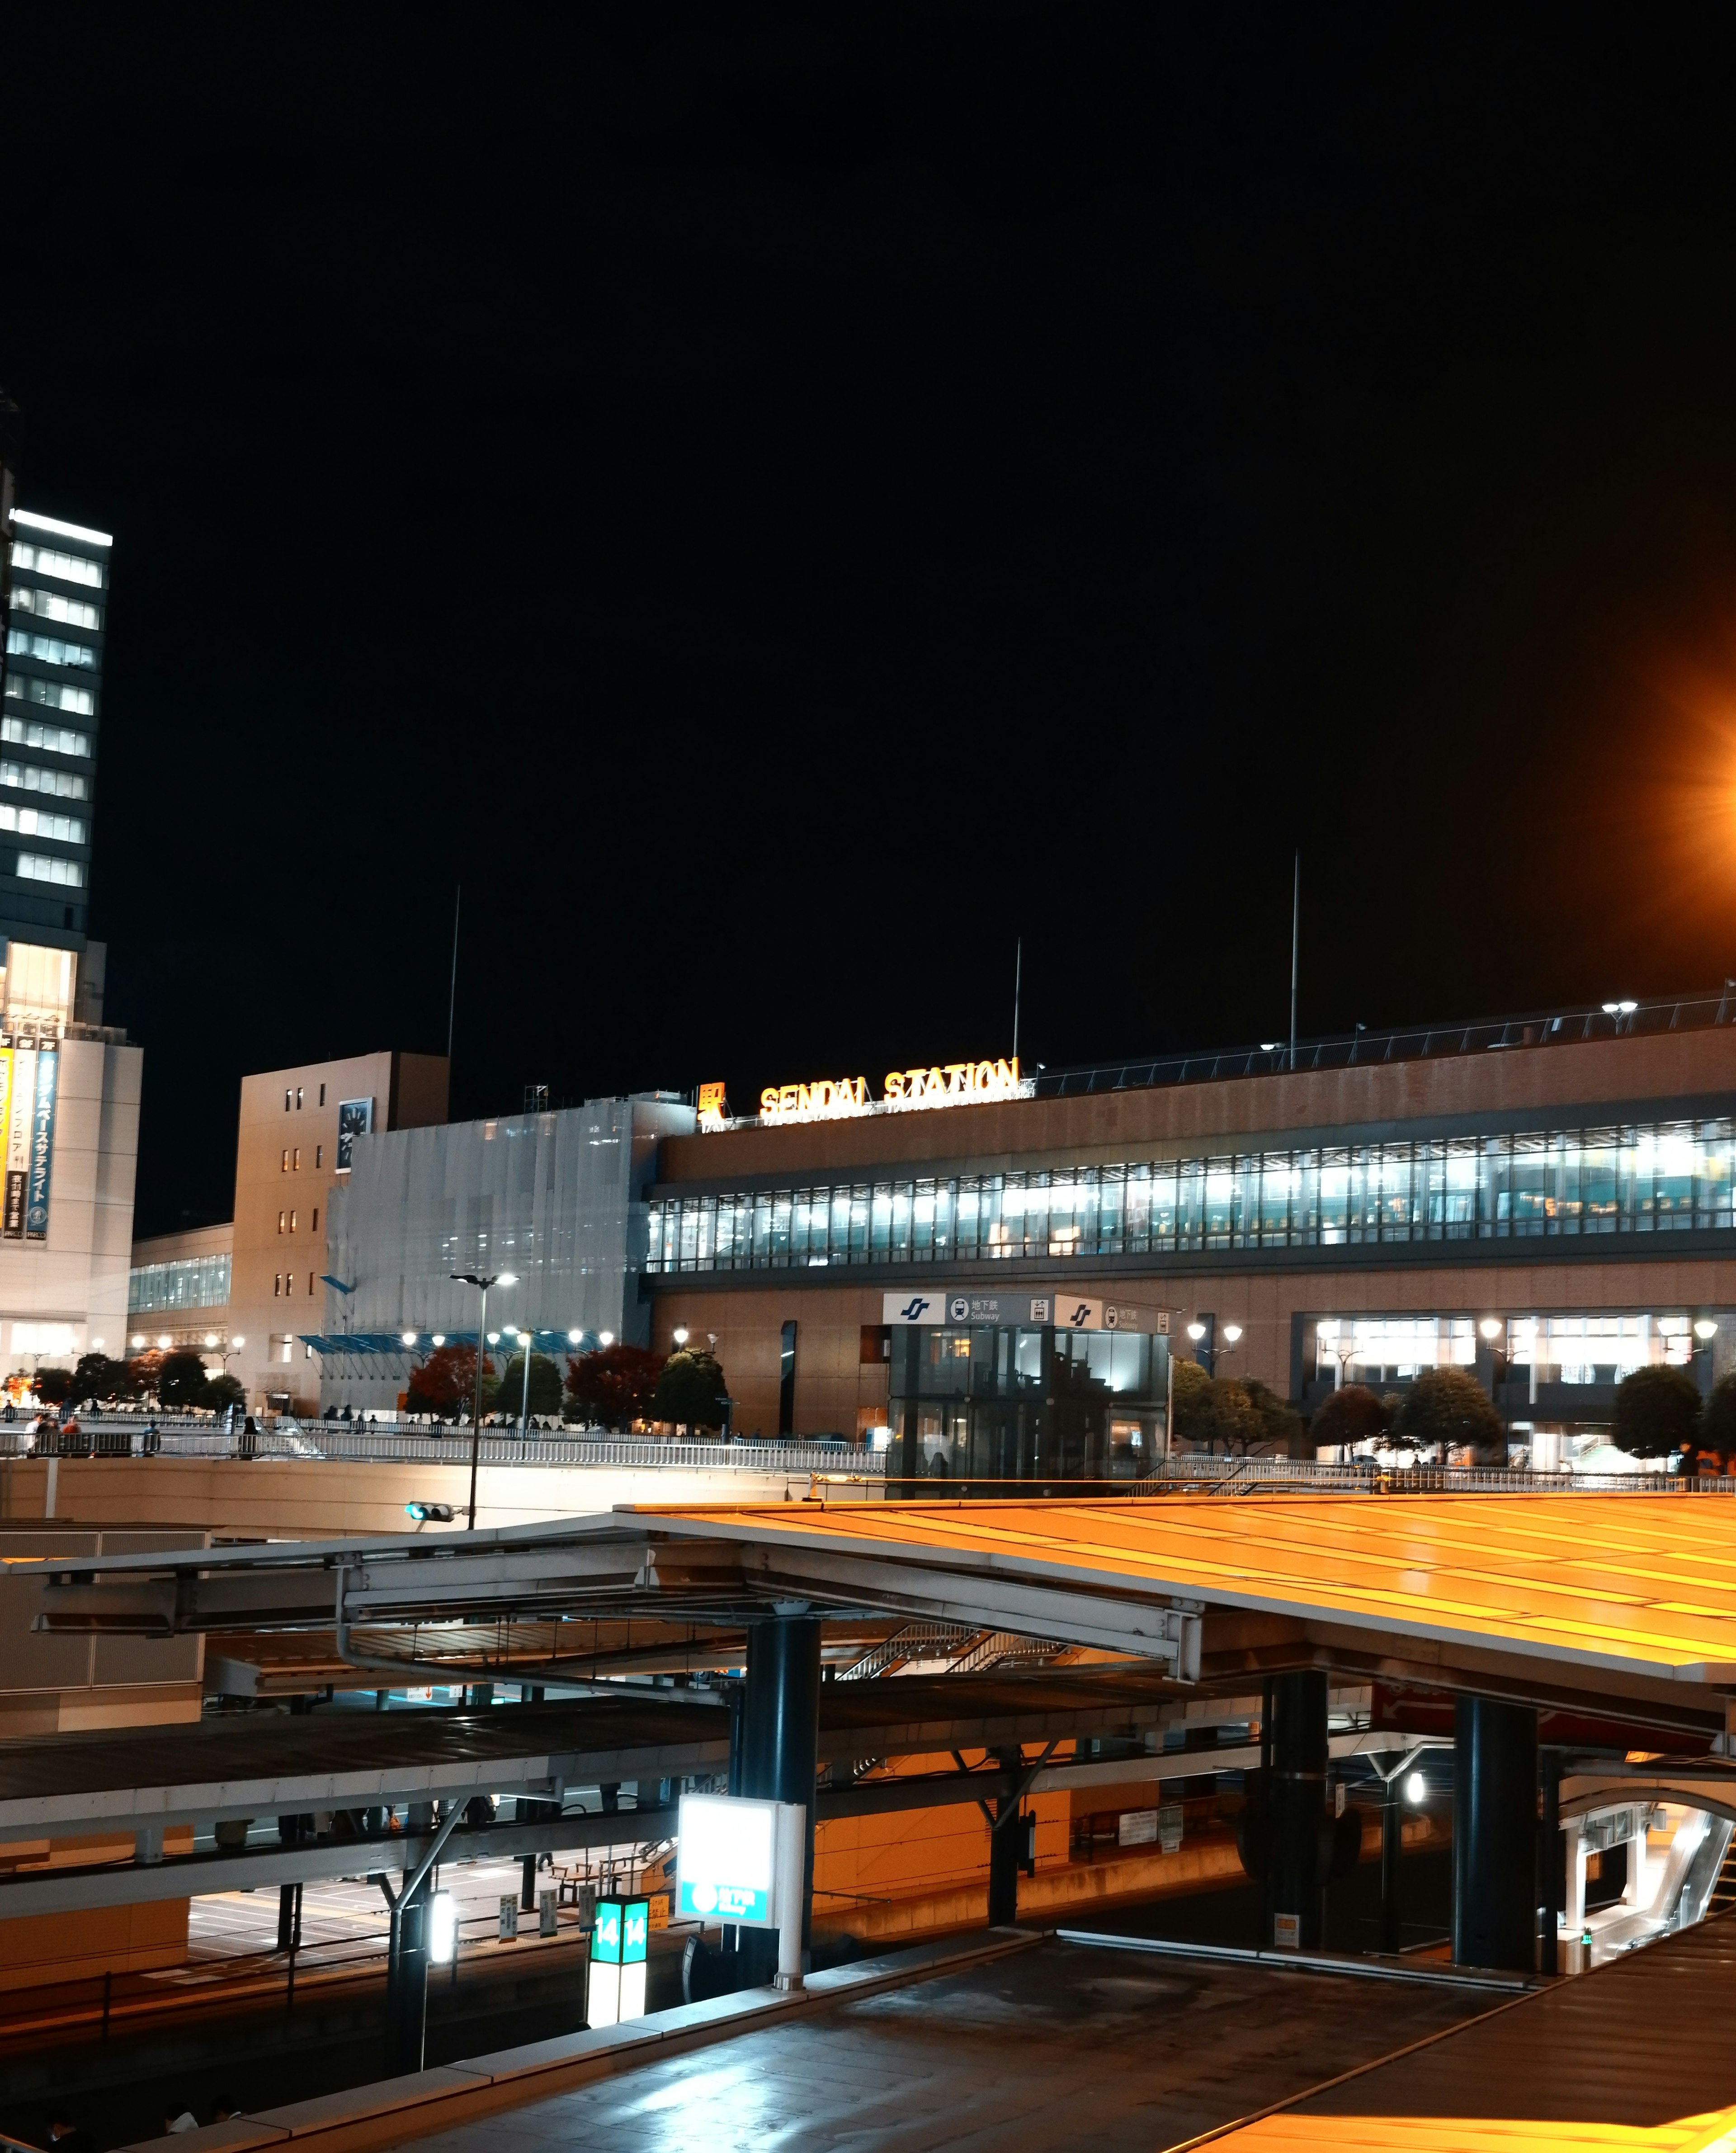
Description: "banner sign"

(675, 1794), (779, 1926)
(335, 1097), (373, 1172)
(5, 1048), (34, 1240)
(25, 1047), (56, 1241)
(882, 1290), (1169, 1334)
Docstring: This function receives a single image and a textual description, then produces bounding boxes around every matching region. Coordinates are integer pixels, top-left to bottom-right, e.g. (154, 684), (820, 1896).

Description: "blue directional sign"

(591, 1901), (622, 1964)
(622, 1899), (648, 1964)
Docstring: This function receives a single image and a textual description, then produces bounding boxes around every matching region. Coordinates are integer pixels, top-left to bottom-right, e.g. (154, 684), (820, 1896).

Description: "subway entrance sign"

(676, 1793), (780, 1926)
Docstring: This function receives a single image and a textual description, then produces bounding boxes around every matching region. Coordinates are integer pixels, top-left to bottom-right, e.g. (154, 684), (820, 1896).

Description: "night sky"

(9, 14), (1736, 1235)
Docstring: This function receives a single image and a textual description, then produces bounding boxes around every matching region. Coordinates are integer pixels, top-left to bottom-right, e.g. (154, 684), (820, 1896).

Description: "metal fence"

(1, 1417), (884, 1474)
(1137, 1454), (1736, 1495)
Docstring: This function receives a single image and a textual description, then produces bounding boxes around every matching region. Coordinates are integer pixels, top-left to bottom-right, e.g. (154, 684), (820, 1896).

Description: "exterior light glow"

(496, 1273), (519, 1287)
(1479, 1318), (1503, 1340)
(568, 1327), (582, 1345)
(1186, 1321), (1206, 1342)
(1405, 1770), (1426, 1805)
(1695, 1319), (1719, 1341)
(431, 1334), (445, 1347)
(673, 1327), (690, 1346)
(401, 1331), (418, 1347)
(90, 1337), (104, 1351)
(599, 1330), (615, 1348)
(428, 1890), (458, 1964)
(204, 1334), (218, 1348)
(1222, 1324), (1243, 1344)
(12, 508), (113, 547)
(130, 1335), (144, 1349)
(232, 1336), (245, 1348)
(486, 1331), (500, 1346)
(156, 1335), (171, 1349)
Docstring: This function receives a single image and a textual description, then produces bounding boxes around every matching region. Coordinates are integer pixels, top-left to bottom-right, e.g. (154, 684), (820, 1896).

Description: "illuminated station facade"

(647, 995), (1736, 1469)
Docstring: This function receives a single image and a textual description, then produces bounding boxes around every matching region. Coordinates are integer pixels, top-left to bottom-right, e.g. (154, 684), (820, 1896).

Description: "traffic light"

(405, 1501), (454, 1522)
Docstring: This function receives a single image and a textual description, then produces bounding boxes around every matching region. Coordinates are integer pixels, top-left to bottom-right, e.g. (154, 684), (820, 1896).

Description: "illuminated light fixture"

(486, 1331), (500, 1346)
(90, 1337), (104, 1351)
(1316, 1319), (1339, 1340)
(233, 1335), (245, 1349)
(1222, 1324), (1243, 1345)
(1601, 999), (1639, 1016)
(1479, 1318), (1503, 1341)
(599, 1330), (615, 1348)
(567, 1327), (582, 1345)
(1186, 1321), (1206, 1343)
(156, 1334), (171, 1350)
(204, 1334), (218, 1349)
(406, 1500), (454, 1523)
(130, 1335), (144, 1349)
(673, 1327), (690, 1347)
(431, 1334), (445, 1347)
(427, 1890), (458, 1965)
(401, 1331), (418, 1347)
(1259, 1042), (1279, 1052)
(12, 508), (113, 547)
(1696, 1319), (1719, 1341)
(1405, 1770), (1426, 1804)
(497, 1272), (519, 1287)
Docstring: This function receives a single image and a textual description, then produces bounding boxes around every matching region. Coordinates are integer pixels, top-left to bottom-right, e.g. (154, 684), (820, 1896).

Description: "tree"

(206, 1372), (245, 1414)
(1170, 1358), (1212, 1445)
(652, 1349), (729, 1432)
(1312, 1383), (1391, 1451)
(72, 1351), (137, 1403)
(1393, 1366), (1506, 1462)
(157, 1350), (212, 1410)
(1699, 1371), (1736, 1469)
(1173, 1366), (1270, 1454)
(1612, 1363), (1701, 1460)
(492, 1351), (563, 1418)
(406, 1344), (481, 1418)
(1243, 1377), (1304, 1457)
(566, 1343), (662, 1431)
(35, 1367), (71, 1407)
(125, 1350), (164, 1400)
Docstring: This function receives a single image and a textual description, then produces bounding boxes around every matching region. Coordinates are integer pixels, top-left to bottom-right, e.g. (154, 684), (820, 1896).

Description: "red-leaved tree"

(407, 1344), (487, 1418)
(566, 1344), (663, 1431)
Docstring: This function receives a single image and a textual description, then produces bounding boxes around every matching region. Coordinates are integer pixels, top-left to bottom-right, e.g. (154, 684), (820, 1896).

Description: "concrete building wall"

(230, 1050), (447, 1410)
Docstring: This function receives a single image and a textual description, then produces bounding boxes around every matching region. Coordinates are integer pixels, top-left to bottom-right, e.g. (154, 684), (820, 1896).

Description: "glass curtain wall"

(890, 1323), (1170, 1492)
(648, 1118), (1736, 1272)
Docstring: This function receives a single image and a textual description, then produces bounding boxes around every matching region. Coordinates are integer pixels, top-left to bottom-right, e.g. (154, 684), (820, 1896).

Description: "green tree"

(1393, 1366), (1506, 1462)
(566, 1344), (663, 1431)
(157, 1350), (212, 1411)
(71, 1351), (136, 1403)
(1170, 1358), (1213, 1445)
(493, 1351), (564, 1418)
(1698, 1371), (1736, 1468)
(1612, 1363), (1701, 1460)
(205, 1372), (245, 1414)
(1311, 1383), (1390, 1451)
(653, 1348), (729, 1431)
(1243, 1377), (1303, 1456)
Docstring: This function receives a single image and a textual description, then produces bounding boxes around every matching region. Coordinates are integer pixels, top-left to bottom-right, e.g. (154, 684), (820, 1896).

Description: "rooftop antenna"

(446, 884), (462, 1065)
(1289, 850), (1300, 1071)
(1013, 936), (1023, 1061)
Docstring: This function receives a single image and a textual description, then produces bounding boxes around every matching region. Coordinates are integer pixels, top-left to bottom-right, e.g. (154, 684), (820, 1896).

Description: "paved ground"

(406, 1938), (1487, 2153)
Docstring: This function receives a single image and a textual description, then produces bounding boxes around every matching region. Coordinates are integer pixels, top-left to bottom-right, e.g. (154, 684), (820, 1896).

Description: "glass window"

(17, 852), (81, 886)
(5, 630), (96, 670)
(8, 542), (104, 590)
(3, 679), (94, 722)
(0, 803), (83, 844)
(0, 760), (86, 799)
(9, 585), (101, 631)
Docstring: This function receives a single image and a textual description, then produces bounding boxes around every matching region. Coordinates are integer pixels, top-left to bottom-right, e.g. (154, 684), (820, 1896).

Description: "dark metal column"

(1264, 1671), (1328, 1949)
(384, 1880), (429, 2076)
(1453, 1695), (1538, 1972)
(737, 1612), (821, 1983)
(1539, 1747), (1560, 1978)
(1380, 1753), (1403, 1954)
(987, 1747), (1022, 1926)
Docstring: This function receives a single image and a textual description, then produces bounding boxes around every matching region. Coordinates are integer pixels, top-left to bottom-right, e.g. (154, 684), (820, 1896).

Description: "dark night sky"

(9, 13), (1736, 1235)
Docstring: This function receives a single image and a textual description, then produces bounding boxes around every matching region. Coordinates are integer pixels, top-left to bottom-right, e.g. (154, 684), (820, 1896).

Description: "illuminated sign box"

(675, 1793), (780, 1928)
(697, 1058), (1033, 1132)
(587, 1894), (649, 2028)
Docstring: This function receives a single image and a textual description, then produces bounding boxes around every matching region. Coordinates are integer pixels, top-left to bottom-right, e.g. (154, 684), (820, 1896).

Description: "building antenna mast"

(1288, 851), (1300, 1072)
(446, 884), (462, 1065)
(1012, 936), (1023, 1062)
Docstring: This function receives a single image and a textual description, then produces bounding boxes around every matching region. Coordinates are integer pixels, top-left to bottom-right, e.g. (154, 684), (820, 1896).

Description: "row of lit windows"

(646, 1117), (1736, 1270)
(7, 541), (104, 590)
(4, 676), (94, 721)
(281, 1145), (324, 1171)
(1, 760), (86, 801)
(2, 717), (90, 760)
(5, 629), (96, 671)
(285, 1084), (327, 1110)
(19, 854), (81, 888)
(127, 1252), (232, 1313)
(0, 804), (83, 845)
(9, 586), (102, 633)
(274, 1272), (316, 1296)
(278, 1206), (320, 1233)
(1312, 1312), (1698, 1386)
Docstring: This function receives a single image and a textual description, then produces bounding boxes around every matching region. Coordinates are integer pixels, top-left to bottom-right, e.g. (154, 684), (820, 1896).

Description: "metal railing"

(2, 1417), (884, 1474)
(1037, 986), (1736, 1099)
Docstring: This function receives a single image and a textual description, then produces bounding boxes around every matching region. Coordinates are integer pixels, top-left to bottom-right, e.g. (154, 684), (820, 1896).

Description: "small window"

(277, 1209), (285, 1233)
(315, 1143), (323, 1168)
(319, 1083), (326, 1106)
(307, 1272), (315, 1296)
(289, 1209), (297, 1232)
(281, 1148), (288, 1172)
(311, 1206), (319, 1231)
(285, 1090), (291, 1112)
(292, 1147), (300, 1170)
(274, 1274), (281, 1297)
(296, 1086), (303, 1110)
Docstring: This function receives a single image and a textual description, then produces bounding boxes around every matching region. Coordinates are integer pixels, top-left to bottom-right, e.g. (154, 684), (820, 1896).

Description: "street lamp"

(1695, 1319), (1719, 1341)
(450, 1271), (516, 1530)
(599, 1330), (615, 1349)
(1317, 1319), (1355, 1391)
(673, 1326), (690, 1348)
(509, 1325), (534, 1435)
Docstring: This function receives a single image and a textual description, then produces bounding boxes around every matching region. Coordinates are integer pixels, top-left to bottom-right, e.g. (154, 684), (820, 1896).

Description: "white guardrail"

(0, 1418), (885, 1473)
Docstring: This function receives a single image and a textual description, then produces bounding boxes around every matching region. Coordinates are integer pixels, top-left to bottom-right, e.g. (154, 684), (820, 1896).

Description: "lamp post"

(450, 1272), (515, 1530)
(511, 1327), (533, 1436)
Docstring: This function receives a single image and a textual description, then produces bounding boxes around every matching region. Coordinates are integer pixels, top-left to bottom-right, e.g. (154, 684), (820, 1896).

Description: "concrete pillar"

(1453, 1695), (1538, 1971)
(385, 1881), (429, 2076)
(1264, 1671), (1328, 1950)
(737, 1613), (821, 1983)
